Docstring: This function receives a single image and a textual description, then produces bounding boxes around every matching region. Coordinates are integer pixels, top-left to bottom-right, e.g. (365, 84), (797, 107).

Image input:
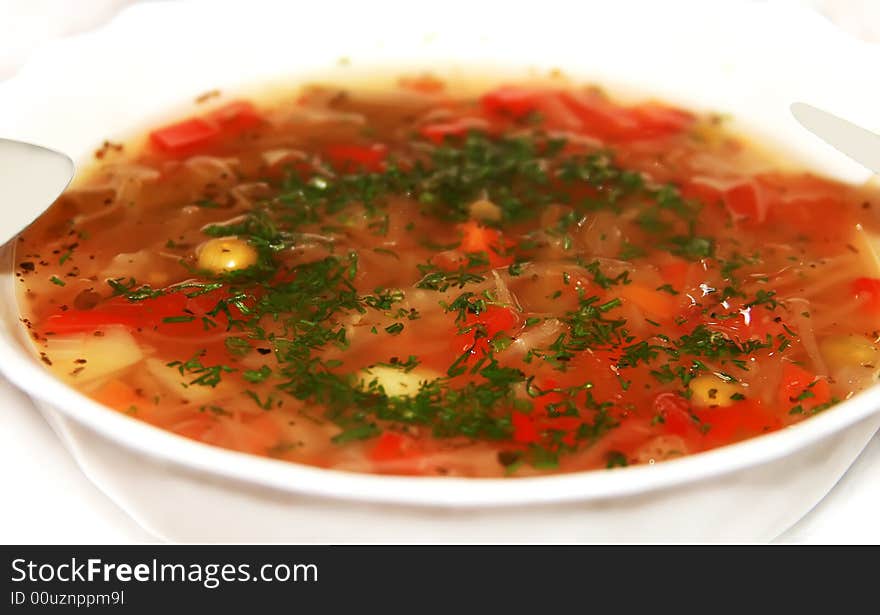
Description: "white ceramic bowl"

(1, 0), (879, 542)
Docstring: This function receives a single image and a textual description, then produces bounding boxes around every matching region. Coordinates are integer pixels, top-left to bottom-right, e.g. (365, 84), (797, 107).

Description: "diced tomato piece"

(420, 117), (490, 143)
(852, 277), (880, 312)
(324, 143), (388, 172)
(149, 118), (220, 155)
(778, 363), (831, 411)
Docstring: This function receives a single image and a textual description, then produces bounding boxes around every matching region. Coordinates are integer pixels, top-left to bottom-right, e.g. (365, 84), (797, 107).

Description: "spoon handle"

(791, 103), (880, 175)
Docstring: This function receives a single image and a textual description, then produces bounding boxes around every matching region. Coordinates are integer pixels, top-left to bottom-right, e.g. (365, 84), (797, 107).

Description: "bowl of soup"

(1, 0), (879, 541)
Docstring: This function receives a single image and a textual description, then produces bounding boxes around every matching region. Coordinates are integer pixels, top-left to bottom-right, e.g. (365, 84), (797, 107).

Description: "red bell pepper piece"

(481, 87), (583, 131)
(511, 411), (541, 444)
(511, 379), (585, 446)
(628, 103), (694, 137)
(150, 100), (261, 156)
(368, 431), (423, 462)
(558, 91), (640, 140)
(149, 118), (220, 156)
(682, 178), (769, 224)
(420, 117), (490, 143)
(42, 287), (243, 336)
(206, 101), (260, 132)
(471, 305), (518, 336)
(324, 143), (388, 172)
(481, 86), (544, 119)
(698, 399), (777, 449)
(560, 91), (692, 141)
(455, 305), (519, 356)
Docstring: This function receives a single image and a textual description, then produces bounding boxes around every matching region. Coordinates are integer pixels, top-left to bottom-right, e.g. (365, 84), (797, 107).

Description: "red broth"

(16, 79), (880, 477)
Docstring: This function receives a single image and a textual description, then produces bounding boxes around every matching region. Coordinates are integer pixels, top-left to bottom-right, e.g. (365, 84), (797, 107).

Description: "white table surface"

(0, 0), (879, 543)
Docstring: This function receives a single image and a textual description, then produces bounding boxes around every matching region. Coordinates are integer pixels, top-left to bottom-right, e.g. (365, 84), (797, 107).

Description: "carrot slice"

(619, 284), (677, 320)
(778, 363), (831, 411)
(92, 379), (140, 411)
(457, 221), (514, 267)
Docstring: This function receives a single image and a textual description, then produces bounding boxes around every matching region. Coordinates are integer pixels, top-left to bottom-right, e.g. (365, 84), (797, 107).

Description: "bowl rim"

(3, 309), (880, 508)
(2, 0), (880, 508)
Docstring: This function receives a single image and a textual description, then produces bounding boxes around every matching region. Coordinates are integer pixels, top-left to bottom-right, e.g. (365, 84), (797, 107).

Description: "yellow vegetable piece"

(468, 198), (502, 222)
(197, 237), (258, 273)
(820, 334), (879, 370)
(688, 374), (744, 408)
(360, 365), (439, 397)
(44, 327), (143, 384)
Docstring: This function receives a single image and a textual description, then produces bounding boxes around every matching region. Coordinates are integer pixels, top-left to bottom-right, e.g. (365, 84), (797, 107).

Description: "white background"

(0, 0), (879, 543)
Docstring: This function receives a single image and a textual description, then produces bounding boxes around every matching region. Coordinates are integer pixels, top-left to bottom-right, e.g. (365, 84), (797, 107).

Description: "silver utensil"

(790, 102), (880, 175)
(0, 138), (74, 246)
